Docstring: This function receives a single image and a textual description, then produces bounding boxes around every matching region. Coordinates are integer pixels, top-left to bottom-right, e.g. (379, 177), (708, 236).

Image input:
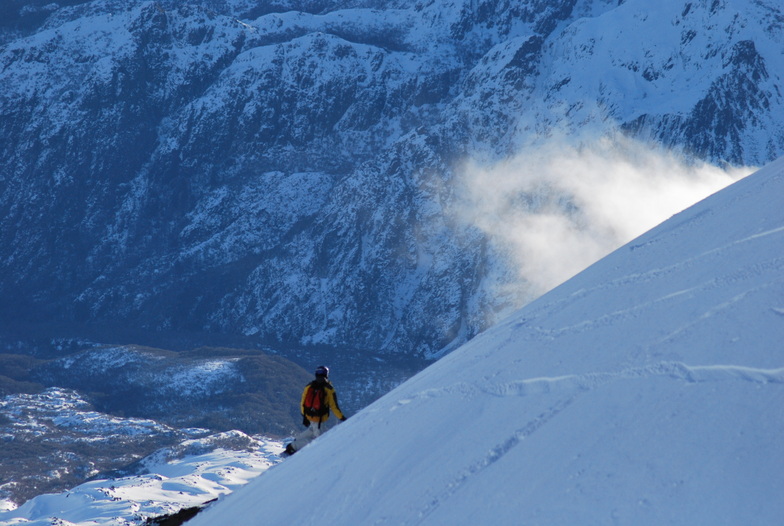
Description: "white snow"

(161, 360), (242, 398)
(186, 157), (784, 525)
(0, 388), (173, 442)
(0, 433), (283, 525)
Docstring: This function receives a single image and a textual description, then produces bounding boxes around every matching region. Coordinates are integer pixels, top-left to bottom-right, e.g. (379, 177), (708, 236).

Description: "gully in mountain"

(284, 366), (347, 455)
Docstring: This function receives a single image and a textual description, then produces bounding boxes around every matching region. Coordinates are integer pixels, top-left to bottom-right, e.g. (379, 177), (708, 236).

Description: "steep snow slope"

(189, 158), (784, 525)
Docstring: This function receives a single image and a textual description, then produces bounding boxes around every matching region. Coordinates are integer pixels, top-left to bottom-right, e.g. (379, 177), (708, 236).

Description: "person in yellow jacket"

(284, 365), (347, 455)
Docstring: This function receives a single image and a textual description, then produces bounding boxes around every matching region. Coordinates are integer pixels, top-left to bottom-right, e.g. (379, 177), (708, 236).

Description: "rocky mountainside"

(1, 0), (783, 362)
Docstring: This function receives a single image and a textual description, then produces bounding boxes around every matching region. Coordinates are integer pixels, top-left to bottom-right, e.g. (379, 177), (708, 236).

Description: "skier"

(284, 365), (347, 455)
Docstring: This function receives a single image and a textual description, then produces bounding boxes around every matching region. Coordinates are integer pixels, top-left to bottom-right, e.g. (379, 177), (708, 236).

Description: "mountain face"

(1, 0), (783, 361)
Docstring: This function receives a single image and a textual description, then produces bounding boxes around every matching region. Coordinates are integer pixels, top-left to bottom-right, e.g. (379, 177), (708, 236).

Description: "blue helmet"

(315, 365), (329, 378)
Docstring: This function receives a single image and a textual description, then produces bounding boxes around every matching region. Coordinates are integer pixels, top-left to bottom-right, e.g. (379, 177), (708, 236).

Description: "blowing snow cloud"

(455, 137), (752, 297)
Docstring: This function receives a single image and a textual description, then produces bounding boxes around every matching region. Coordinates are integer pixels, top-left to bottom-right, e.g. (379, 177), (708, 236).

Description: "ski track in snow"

(513, 222), (784, 341)
(413, 395), (577, 524)
(393, 362), (784, 409)
(397, 361), (784, 523)
(481, 362), (784, 398)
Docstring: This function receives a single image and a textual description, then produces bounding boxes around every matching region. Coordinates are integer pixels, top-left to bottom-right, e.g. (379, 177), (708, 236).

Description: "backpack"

(303, 382), (329, 418)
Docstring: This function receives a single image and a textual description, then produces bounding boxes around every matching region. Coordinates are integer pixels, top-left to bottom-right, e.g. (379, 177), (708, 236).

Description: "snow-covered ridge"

(0, 386), (285, 521)
(0, 387), (185, 507)
(0, 430), (283, 525)
(0, 388), (174, 443)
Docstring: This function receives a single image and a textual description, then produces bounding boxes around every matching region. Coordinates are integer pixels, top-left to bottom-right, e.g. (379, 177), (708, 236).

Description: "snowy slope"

(189, 158), (784, 525)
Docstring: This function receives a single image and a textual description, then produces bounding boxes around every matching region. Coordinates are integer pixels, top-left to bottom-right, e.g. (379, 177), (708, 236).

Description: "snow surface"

(187, 157), (784, 525)
(0, 432), (283, 525)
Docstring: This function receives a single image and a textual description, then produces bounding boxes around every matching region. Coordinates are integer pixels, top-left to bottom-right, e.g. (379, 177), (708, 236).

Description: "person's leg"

(289, 422), (322, 452)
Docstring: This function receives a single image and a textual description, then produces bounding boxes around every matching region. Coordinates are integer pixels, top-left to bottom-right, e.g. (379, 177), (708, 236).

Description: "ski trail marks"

(481, 362), (784, 399)
(406, 361), (783, 524)
(392, 362), (784, 417)
(414, 395), (577, 525)
(513, 223), (784, 342)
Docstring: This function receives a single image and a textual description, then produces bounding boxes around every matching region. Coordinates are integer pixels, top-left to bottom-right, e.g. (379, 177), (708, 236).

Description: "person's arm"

(327, 387), (347, 421)
(300, 385), (311, 426)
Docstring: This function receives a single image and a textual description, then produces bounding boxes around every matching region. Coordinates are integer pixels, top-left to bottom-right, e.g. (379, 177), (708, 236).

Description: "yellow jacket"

(301, 380), (345, 424)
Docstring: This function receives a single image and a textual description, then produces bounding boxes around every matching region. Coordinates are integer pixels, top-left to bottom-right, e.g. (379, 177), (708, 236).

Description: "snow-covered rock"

(0, 429), (283, 525)
(0, 387), (185, 506)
